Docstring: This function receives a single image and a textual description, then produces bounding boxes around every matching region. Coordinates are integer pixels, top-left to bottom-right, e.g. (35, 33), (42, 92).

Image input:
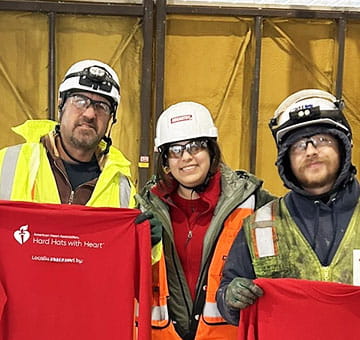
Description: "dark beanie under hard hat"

(276, 125), (356, 198)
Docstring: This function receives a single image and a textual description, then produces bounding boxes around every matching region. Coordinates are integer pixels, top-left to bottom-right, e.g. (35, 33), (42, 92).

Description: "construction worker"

(217, 89), (359, 325)
(0, 59), (136, 207)
(135, 101), (274, 340)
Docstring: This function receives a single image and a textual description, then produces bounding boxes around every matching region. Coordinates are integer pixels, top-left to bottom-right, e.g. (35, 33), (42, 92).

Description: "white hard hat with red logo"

(155, 101), (218, 150)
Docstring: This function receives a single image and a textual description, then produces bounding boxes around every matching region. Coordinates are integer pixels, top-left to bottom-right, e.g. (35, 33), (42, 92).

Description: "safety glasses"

(68, 94), (112, 116)
(290, 134), (336, 155)
(167, 140), (208, 159)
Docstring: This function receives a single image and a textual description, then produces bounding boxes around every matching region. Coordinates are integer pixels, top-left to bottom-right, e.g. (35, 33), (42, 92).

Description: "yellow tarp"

(0, 11), (142, 187)
(164, 15), (360, 196)
(1, 11), (360, 195)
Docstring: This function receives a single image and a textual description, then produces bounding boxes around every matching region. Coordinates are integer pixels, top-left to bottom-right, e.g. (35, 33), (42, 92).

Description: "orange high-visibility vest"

(150, 195), (255, 340)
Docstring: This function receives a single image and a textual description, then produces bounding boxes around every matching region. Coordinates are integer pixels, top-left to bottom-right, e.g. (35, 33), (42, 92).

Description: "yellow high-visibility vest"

(0, 120), (136, 208)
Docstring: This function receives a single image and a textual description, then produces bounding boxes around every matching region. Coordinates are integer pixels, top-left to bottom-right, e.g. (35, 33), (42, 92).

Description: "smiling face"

(59, 91), (112, 152)
(289, 133), (341, 195)
(167, 140), (211, 196)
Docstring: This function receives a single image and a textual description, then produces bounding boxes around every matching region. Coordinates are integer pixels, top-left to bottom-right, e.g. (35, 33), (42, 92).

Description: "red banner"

(0, 200), (151, 340)
(238, 278), (360, 340)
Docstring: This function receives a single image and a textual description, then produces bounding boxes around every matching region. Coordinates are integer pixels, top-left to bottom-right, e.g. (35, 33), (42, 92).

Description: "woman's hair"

(155, 137), (222, 189)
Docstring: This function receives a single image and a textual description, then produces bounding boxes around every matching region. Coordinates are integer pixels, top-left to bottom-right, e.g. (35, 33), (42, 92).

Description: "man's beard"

(299, 161), (338, 191)
(69, 119), (103, 150)
(70, 131), (101, 151)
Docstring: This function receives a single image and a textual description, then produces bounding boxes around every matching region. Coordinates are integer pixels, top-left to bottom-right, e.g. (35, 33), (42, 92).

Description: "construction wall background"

(0, 5), (359, 196)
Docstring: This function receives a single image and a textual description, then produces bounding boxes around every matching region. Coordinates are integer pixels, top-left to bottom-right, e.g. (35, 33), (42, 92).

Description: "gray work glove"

(225, 277), (263, 310)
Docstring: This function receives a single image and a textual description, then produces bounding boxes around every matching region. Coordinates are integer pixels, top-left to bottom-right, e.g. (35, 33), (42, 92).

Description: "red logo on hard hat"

(171, 115), (192, 124)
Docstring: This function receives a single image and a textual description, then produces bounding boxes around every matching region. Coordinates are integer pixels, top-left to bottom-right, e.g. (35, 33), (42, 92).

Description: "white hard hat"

(154, 101), (218, 149)
(58, 59), (120, 114)
(269, 89), (351, 145)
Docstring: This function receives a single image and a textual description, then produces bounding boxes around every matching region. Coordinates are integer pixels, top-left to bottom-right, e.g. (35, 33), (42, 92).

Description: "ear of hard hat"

(58, 60), (121, 117)
(154, 101), (218, 149)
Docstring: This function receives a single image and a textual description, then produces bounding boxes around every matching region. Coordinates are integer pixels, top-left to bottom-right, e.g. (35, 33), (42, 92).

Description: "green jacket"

(135, 164), (274, 339)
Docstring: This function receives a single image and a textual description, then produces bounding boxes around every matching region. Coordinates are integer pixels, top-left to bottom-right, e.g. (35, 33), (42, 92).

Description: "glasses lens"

(70, 95), (88, 110)
(187, 141), (204, 154)
(168, 145), (184, 158)
(314, 135), (332, 146)
(93, 102), (112, 115)
(291, 140), (306, 153)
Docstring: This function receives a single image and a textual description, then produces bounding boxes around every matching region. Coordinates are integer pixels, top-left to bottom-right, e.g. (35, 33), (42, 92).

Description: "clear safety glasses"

(167, 140), (208, 159)
(290, 134), (336, 155)
(68, 94), (112, 116)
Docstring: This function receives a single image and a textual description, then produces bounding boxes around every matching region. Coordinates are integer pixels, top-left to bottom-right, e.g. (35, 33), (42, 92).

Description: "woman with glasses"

(135, 101), (274, 340)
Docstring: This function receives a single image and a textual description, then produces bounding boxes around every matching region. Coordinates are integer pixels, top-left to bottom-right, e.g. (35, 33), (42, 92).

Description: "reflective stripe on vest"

(0, 144), (132, 207)
(203, 302), (222, 318)
(252, 201), (276, 258)
(119, 175), (131, 208)
(0, 145), (22, 200)
(151, 305), (169, 321)
(150, 254), (171, 328)
(202, 194), (255, 321)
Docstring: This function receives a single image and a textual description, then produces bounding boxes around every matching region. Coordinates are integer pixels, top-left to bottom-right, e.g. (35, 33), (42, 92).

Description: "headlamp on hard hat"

(270, 105), (322, 131)
(289, 104), (321, 121)
(65, 66), (120, 94)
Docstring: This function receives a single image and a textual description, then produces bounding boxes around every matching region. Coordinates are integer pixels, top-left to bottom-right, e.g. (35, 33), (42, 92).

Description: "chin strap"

(100, 117), (115, 156)
(101, 135), (112, 156)
(178, 172), (212, 193)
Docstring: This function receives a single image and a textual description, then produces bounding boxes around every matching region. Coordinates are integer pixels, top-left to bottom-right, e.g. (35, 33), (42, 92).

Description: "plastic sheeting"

(163, 15), (360, 196)
(1, 10), (360, 196)
(0, 11), (143, 187)
(169, 0), (360, 11)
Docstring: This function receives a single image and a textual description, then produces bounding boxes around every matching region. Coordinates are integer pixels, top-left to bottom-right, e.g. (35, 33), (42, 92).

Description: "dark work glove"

(225, 277), (263, 310)
(135, 211), (162, 247)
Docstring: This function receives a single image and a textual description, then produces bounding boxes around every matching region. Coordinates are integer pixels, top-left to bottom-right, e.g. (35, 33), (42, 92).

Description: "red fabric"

(0, 200), (151, 340)
(154, 171), (221, 300)
(238, 278), (360, 340)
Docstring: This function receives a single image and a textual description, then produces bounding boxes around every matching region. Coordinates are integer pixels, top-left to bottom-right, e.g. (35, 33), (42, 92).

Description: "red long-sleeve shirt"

(153, 171), (221, 299)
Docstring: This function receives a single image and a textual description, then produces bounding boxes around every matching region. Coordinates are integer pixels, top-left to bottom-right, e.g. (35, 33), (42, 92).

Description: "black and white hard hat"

(269, 89), (352, 147)
(58, 59), (120, 116)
